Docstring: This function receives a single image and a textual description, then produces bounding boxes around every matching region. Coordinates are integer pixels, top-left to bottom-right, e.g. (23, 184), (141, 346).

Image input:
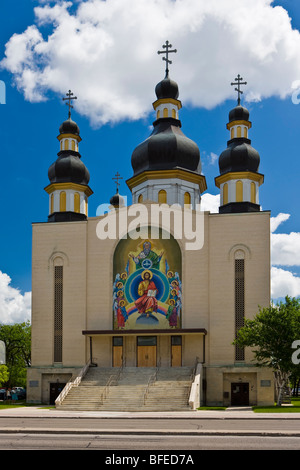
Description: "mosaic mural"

(113, 229), (182, 330)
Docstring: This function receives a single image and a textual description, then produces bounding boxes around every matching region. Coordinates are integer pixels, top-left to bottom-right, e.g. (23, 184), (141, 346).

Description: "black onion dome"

(59, 117), (80, 135)
(228, 104), (250, 123)
(110, 190), (125, 208)
(155, 75), (179, 100)
(219, 140), (260, 175)
(48, 153), (90, 185)
(48, 115), (89, 185)
(131, 118), (200, 175)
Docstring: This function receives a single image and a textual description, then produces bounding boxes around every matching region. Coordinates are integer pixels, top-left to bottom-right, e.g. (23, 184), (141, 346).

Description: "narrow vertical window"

(230, 127), (234, 139)
(163, 108), (168, 118)
(158, 189), (167, 204)
(251, 182), (256, 203)
(50, 194), (54, 214)
(184, 191), (191, 206)
(235, 258), (245, 361)
(237, 126), (241, 138)
(223, 183), (228, 205)
(138, 194), (143, 203)
(54, 266), (63, 363)
(236, 180), (243, 202)
(74, 192), (80, 213)
(60, 192), (66, 212)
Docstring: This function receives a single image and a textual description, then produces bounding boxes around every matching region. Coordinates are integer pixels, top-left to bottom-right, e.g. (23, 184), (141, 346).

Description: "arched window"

(60, 191), (66, 212)
(71, 140), (75, 151)
(157, 110), (160, 119)
(230, 128), (234, 139)
(50, 193), (54, 214)
(138, 194), (143, 203)
(223, 183), (228, 205)
(64, 140), (69, 151)
(85, 197), (88, 216)
(250, 182), (256, 203)
(236, 180), (243, 202)
(243, 127), (247, 138)
(237, 126), (242, 138)
(74, 192), (80, 213)
(184, 192), (191, 206)
(158, 189), (167, 204)
(163, 108), (168, 118)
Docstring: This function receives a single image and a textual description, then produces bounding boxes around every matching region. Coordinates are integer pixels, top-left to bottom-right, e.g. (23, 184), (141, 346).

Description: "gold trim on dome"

(215, 171), (264, 188)
(226, 120), (252, 130)
(57, 133), (82, 142)
(152, 98), (182, 110)
(126, 169), (207, 193)
(44, 182), (93, 197)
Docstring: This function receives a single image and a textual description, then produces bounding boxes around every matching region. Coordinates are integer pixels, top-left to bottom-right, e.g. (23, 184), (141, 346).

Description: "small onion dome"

(131, 118), (200, 175)
(59, 116), (80, 136)
(110, 189), (125, 208)
(155, 75), (179, 100)
(219, 140), (260, 175)
(228, 104), (250, 123)
(48, 154), (90, 185)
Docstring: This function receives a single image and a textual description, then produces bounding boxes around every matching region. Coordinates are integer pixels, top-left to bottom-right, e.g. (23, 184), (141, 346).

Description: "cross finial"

(231, 75), (247, 105)
(157, 40), (177, 78)
(112, 172), (123, 193)
(62, 89), (77, 118)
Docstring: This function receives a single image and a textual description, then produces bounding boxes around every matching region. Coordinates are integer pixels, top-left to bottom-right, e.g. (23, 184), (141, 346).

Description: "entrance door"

(171, 336), (182, 367)
(49, 383), (66, 405)
(231, 382), (249, 406)
(137, 336), (157, 367)
(113, 337), (123, 367)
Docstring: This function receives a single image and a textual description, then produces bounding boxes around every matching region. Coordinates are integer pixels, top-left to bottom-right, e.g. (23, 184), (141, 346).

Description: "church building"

(27, 43), (274, 408)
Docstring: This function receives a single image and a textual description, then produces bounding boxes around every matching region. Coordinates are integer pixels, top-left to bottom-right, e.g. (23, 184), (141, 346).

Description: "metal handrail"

(100, 361), (124, 405)
(55, 360), (90, 406)
(143, 359), (161, 404)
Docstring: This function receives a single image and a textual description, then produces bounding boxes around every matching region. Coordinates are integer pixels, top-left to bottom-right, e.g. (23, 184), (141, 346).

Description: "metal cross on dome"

(112, 172), (123, 193)
(62, 89), (77, 118)
(157, 40), (177, 77)
(231, 75), (247, 105)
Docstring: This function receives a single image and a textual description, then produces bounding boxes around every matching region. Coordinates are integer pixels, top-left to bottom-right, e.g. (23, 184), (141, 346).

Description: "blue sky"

(0, 0), (299, 323)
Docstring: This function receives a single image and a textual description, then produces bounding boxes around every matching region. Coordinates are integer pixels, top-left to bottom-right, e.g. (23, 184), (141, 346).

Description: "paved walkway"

(0, 405), (299, 419)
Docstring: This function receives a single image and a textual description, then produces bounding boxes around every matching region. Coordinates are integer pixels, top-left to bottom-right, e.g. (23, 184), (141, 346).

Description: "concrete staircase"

(57, 366), (193, 412)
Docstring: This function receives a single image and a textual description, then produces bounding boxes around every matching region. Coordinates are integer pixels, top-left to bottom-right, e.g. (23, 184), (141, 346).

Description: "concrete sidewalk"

(0, 405), (300, 419)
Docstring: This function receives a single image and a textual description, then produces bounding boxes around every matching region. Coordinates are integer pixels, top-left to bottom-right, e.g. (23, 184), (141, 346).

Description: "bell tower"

(215, 76), (264, 213)
(127, 41), (206, 209)
(45, 90), (93, 222)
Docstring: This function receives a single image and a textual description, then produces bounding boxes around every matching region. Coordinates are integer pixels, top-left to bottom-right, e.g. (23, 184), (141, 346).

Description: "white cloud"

(201, 193), (220, 213)
(271, 266), (300, 300)
(1, 0), (300, 125)
(0, 272), (31, 325)
(270, 212), (290, 233)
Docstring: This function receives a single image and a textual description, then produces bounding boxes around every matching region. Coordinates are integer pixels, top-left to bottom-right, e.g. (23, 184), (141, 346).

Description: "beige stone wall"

(30, 206), (272, 405)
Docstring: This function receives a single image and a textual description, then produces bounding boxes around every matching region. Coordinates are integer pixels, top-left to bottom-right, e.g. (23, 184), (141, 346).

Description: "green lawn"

(253, 397), (300, 413)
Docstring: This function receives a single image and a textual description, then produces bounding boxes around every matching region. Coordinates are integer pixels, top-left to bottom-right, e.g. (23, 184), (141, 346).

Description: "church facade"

(27, 54), (274, 407)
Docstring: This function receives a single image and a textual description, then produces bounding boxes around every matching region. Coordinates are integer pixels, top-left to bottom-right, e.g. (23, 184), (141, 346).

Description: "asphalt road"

(0, 433), (300, 451)
(0, 408), (300, 451)
(0, 416), (300, 434)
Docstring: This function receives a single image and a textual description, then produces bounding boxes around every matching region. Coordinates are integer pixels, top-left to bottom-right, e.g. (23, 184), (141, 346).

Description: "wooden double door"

(113, 335), (183, 367)
(137, 336), (157, 367)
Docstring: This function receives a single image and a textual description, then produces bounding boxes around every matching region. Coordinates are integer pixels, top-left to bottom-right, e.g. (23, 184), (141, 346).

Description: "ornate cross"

(62, 90), (77, 118)
(231, 75), (247, 105)
(157, 40), (177, 77)
(112, 172), (123, 192)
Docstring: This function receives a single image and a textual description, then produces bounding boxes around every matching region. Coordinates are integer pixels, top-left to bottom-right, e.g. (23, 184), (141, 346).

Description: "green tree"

(234, 296), (300, 406)
(0, 322), (31, 388)
(0, 365), (9, 387)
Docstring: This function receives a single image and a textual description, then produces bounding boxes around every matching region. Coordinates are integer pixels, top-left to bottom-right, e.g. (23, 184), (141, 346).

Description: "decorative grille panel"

(235, 259), (245, 361)
(54, 266), (63, 363)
